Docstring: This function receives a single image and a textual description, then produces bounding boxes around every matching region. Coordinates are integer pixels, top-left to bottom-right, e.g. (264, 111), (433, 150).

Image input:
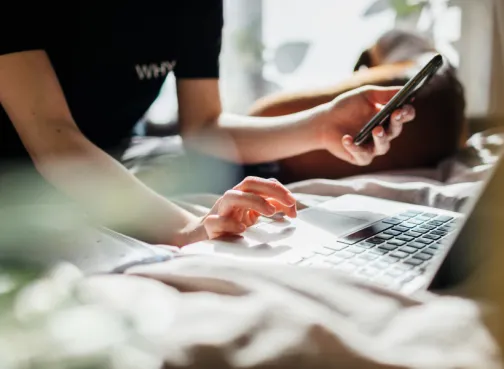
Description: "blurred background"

(147, 0), (501, 130)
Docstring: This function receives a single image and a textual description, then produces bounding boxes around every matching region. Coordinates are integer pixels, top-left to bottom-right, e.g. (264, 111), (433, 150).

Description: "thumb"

(364, 86), (402, 106)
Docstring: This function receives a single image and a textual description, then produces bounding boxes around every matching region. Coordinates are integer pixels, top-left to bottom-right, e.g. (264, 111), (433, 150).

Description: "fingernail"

(344, 139), (352, 146)
(376, 129), (384, 137)
(239, 223), (247, 232)
(266, 204), (276, 214)
(395, 113), (403, 122)
(286, 196), (296, 206)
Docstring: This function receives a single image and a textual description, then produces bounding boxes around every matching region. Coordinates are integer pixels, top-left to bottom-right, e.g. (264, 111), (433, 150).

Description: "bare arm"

(177, 79), (330, 164)
(0, 51), (199, 246)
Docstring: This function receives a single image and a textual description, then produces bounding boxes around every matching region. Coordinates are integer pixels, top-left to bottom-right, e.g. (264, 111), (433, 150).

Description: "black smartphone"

(353, 53), (444, 146)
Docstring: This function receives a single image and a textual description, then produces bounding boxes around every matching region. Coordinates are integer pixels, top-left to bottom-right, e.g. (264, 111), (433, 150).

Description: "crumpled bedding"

(11, 257), (498, 369)
(170, 128), (504, 217)
(7, 130), (502, 369)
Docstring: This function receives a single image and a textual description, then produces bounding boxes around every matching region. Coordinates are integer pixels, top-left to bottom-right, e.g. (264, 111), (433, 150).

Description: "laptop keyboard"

(288, 210), (460, 290)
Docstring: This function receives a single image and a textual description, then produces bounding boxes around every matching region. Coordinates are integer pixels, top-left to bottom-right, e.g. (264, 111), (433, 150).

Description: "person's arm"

(0, 51), (200, 246)
(177, 79), (415, 166)
(0, 51), (296, 246)
(177, 79), (329, 164)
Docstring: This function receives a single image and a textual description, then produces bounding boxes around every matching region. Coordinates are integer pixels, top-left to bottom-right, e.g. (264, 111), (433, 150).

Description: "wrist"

(171, 216), (208, 247)
(308, 101), (335, 151)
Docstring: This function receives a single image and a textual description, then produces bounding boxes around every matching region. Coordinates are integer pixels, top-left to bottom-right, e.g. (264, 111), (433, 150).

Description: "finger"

(219, 190), (276, 217)
(363, 86), (402, 106)
(235, 177), (296, 206)
(267, 199), (297, 218)
(342, 135), (373, 166)
(244, 210), (260, 227)
(204, 215), (246, 238)
(371, 126), (390, 156)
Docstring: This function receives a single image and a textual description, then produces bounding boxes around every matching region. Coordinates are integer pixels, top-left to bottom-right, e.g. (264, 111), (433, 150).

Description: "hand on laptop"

(321, 86), (415, 166)
(200, 177), (297, 240)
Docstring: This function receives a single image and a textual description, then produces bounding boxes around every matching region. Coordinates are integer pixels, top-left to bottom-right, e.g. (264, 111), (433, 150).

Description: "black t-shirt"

(0, 1), (223, 159)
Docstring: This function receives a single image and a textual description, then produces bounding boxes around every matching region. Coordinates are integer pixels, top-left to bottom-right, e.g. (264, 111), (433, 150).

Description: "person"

(0, 1), (415, 247)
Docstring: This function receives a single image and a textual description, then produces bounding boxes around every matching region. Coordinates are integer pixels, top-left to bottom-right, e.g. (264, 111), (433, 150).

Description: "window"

(147, 0), (493, 125)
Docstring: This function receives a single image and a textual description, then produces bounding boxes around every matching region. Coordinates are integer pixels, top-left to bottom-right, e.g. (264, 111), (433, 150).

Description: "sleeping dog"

(249, 30), (467, 182)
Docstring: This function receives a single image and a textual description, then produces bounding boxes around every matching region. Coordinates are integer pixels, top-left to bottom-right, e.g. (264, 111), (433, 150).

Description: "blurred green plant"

(364, 0), (430, 18)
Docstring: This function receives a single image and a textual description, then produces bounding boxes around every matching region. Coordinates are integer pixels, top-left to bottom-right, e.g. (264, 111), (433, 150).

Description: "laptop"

(2, 155), (496, 297)
(177, 156), (502, 295)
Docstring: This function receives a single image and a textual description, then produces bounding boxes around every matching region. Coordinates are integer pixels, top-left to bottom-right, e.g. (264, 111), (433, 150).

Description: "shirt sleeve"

(0, 4), (51, 56)
(174, 0), (224, 79)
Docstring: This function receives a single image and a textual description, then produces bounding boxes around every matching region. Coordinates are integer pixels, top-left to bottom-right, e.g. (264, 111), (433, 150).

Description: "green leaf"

(389, 0), (428, 18)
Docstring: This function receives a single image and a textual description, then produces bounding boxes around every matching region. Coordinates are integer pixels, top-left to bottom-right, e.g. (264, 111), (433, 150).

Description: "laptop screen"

(428, 152), (504, 291)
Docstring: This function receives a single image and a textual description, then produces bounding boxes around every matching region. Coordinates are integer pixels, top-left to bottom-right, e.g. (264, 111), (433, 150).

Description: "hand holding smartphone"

(353, 54), (444, 146)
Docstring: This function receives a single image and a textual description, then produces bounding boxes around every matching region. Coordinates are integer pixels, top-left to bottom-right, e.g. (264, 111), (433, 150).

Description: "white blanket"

(172, 129), (504, 217)
(3, 130), (504, 369)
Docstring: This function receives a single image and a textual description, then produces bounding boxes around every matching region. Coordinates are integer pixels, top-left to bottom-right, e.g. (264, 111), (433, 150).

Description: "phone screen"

(353, 54), (444, 146)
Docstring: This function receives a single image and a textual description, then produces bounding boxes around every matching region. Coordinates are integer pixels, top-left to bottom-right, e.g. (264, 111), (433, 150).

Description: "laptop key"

(338, 221), (394, 245)
(398, 246), (417, 254)
(349, 258), (368, 267)
(313, 247), (335, 256)
(382, 256), (399, 264)
(372, 261), (390, 270)
(355, 242), (376, 249)
(419, 224), (436, 231)
(384, 229), (401, 236)
(376, 233), (394, 240)
(390, 251), (409, 259)
(338, 251), (356, 259)
(403, 210), (422, 216)
(324, 242), (349, 252)
(397, 235), (414, 242)
(413, 252), (432, 261)
(370, 248), (388, 255)
(427, 220), (444, 227)
(347, 246), (366, 254)
(424, 234), (441, 241)
(416, 238), (434, 245)
(422, 213), (437, 218)
(367, 237), (385, 245)
(415, 216), (431, 222)
(430, 230), (447, 236)
(394, 263), (415, 271)
(422, 248), (436, 255)
(412, 227), (429, 234)
(387, 239), (407, 246)
(408, 241), (426, 249)
(382, 217), (403, 225)
(326, 256), (345, 265)
(393, 225), (409, 232)
(408, 219), (424, 225)
(401, 222), (417, 228)
(398, 212), (414, 218)
(405, 231), (422, 238)
(358, 253), (379, 262)
(435, 215), (454, 222)
(404, 258), (424, 267)
(379, 244), (398, 251)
